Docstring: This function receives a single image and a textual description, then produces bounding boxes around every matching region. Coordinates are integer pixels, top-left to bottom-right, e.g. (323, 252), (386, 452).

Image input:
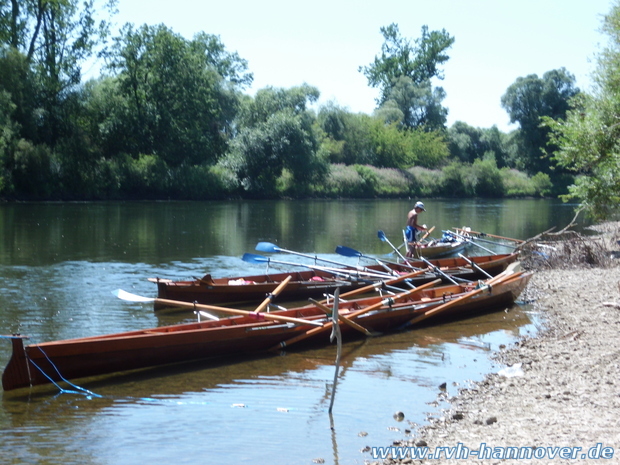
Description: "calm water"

(0, 199), (589, 465)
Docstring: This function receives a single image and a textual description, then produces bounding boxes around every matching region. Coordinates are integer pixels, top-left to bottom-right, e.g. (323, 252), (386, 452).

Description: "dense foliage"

(359, 24), (454, 131)
(544, 1), (620, 220)
(501, 68), (580, 193)
(0, 3), (585, 201)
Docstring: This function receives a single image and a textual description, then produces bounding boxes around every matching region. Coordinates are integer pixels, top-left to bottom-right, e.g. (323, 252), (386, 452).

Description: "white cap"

(415, 201), (426, 211)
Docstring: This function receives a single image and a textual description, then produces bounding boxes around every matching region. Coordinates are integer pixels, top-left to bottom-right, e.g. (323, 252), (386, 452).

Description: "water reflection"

(0, 199), (574, 465)
(2, 303), (537, 465)
(0, 199), (589, 266)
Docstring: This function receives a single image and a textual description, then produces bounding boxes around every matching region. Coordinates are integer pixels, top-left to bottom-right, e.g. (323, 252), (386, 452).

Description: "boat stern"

(1, 335), (32, 392)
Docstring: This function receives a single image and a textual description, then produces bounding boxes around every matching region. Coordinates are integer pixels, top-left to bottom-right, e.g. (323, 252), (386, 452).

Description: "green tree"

(472, 157), (503, 197)
(440, 161), (474, 197)
(317, 108), (376, 165)
(360, 23), (454, 129)
(0, 0), (117, 145)
(104, 23), (252, 166)
(380, 76), (447, 130)
(0, 46), (37, 140)
(407, 128), (449, 169)
(227, 85), (327, 195)
(501, 68), (579, 175)
(447, 122), (510, 167)
(367, 118), (412, 168)
(544, 3), (620, 219)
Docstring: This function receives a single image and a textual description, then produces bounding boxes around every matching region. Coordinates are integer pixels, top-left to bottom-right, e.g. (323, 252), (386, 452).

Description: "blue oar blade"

(242, 253), (269, 264)
(377, 230), (387, 241)
(255, 242), (281, 253)
(335, 245), (362, 258)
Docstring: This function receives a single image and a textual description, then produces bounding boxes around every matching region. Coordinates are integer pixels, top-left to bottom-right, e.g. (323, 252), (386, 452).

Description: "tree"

(380, 76), (447, 130)
(0, 0), (117, 145)
(359, 23), (454, 129)
(226, 85), (327, 195)
(0, 46), (37, 141)
(236, 83), (319, 128)
(501, 68), (579, 175)
(447, 122), (510, 167)
(544, 3), (620, 220)
(103, 23), (252, 166)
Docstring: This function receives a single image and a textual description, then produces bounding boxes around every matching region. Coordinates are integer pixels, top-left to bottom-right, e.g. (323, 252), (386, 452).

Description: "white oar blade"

(113, 289), (156, 303)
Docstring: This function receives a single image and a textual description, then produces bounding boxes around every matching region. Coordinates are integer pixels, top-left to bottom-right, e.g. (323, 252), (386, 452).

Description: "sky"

(106, 0), (615, 132)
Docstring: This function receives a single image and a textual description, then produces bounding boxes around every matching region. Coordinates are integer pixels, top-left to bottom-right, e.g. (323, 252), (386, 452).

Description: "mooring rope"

(30, 344), (103, 398)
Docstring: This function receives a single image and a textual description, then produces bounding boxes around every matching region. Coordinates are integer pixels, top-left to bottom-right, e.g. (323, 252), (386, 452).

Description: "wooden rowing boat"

(2, 266), (531, 392)
(148, 253), (519, 308)
(410, 237), (469, 258)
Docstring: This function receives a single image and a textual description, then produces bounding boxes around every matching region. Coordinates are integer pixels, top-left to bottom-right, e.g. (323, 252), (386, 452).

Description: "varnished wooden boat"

(410, 237), (469, 258)
(148, 252), (519, 308)
(2, 266), (531, 392)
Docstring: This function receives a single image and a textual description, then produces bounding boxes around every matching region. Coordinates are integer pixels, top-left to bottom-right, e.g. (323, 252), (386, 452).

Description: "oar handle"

(406, 267), (518, 326)
(309, 298), (372, 336)
(321, 268), (428, 302)
(419, 255), (459, 285)
(457, 253), (492, 279)
(274, 277), (442, 350)
(445, 230), (497, 255)
(421, 225), (435, 241)
(153, 296), (323, 327)
(346, 278), (442, 320)
(253, 275), (293, 313)
(378, 230), (413, 266)
(453, 227), (524, 244)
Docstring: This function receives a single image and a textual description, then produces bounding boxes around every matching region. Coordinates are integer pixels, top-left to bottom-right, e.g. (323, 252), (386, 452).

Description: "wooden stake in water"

(328, 287), (342, 414)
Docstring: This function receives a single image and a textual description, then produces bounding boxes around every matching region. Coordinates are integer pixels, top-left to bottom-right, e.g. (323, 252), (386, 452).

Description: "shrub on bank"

(314, 163), (365, 197)
(501, 168), (536, 196)
(0, 154), (558, 200)
(406, 166), (443, 197)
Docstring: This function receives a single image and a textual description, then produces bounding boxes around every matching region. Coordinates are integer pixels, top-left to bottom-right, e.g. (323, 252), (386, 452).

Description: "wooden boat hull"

(150, 253), (519, 308)
(2, 269), (532, 392)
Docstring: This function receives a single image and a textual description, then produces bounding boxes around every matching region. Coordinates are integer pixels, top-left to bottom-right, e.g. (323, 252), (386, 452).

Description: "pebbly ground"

(374, 221), (620, 465)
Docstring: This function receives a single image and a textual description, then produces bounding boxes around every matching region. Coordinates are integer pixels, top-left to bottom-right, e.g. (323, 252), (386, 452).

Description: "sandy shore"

(376, 222), (620, 465)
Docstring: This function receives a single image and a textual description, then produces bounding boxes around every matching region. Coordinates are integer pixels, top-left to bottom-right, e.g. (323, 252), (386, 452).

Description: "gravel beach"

(376, 222), (620, 465)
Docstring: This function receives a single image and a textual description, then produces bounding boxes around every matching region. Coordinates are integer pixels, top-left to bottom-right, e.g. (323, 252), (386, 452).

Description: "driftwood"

(519, 211), (618, 270)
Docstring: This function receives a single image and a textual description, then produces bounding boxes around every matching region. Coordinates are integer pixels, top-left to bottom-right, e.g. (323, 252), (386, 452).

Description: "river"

(0, 199), (589, 465)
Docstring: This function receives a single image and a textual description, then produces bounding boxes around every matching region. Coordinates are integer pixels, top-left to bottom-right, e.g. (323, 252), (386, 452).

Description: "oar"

(456, 233), (518, 250)
(336, 245), (423, 273)
(271, 276), (443, 351)
(335, 246), (398, 275)
(242, 253), (390, 280)
(444, 230), (497, 255)
(244, 253), (358, 281)
(252, 245), (395, 278)
(378, 230), (411, 265)
(112, 289), (324, 327)
(253, 275), (292, 314)
(320, 267), (431, 303)
(420, 225), (436, 241)
(405, 267), (517, 327)
(457, 253), (492, 279)
(308, 298), (378, 336)
(453, 228), (524, 244)
(255, 242), (367, 271)
(417, 255), (460, 285)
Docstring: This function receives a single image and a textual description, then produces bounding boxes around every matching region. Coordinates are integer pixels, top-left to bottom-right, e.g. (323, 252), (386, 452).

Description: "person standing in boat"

(405, 201), (428, 257)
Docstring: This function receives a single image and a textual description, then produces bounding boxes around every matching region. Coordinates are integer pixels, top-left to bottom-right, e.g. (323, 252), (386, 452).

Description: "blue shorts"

(405, 226), (419, 242)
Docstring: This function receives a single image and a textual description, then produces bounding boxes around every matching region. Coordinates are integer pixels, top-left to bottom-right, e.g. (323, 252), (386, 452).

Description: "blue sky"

(110, 0), (614, 132)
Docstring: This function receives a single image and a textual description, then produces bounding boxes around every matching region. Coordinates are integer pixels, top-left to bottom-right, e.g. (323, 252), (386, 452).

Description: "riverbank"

(378, 221), (620, 464)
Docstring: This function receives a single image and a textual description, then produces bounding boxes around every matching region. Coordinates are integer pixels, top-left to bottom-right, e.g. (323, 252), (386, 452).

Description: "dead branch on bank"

(518, 212), (619, 271)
